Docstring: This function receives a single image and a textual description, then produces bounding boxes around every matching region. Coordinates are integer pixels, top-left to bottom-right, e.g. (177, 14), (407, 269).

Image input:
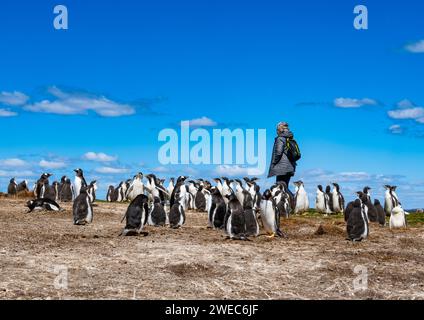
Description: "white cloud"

(334, 98), (377, 108)
(0, 170), (36, 177)
(95, 167), (130, 174)
(151, 166), (170, 173)
(215, 165), (263, 177)
(0, 91), (29, 106)
(397, 99), (416, 109)
(39, 159), (67, 169)
(83, 152), (117, 162)
(405, 40), (424, 53)
(23, 87), (135, 117)
(186, 116), (217, 127)
(0, 109), (18, 117)
(0, 158), (27, 167)
(389, 124), (403, 134)
(388, 107), (424, 120)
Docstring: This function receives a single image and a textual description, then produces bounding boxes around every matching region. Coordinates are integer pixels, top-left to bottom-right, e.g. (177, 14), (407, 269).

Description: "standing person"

(268, 122), (300, 193)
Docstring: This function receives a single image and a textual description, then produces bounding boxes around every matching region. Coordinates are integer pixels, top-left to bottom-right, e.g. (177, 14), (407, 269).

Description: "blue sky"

(0, 0), (423, 207)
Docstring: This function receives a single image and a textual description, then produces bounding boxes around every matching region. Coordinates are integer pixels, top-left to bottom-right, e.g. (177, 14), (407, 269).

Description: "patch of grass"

(406, 213), (424, 227)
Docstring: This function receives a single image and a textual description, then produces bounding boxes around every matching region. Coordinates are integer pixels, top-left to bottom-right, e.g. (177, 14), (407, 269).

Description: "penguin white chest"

(260, 201), (276, 234)
(390, 207), (406, 229)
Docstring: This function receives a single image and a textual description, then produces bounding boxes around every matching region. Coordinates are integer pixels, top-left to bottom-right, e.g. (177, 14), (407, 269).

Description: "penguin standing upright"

(294, 181), (309, 214)
(325, 185), (334, 214)
(346, 199), (369, 242)
(358, 191), (377, 222)
(167, 178), (175, 196)
(113, 182), (127, 202)
(384, 185), (401, 217)
(170, 176), (187, 208)
(315, 185), (326, 214)
(243, 192), (259, 237)
(73, 169), (87, 199)
(374, 199), (386, 226)
(73, 186), (93, 225)
(332, 183), (345, 213)
(225, 193), (247, 240)
(169, 191), (186, 229)
(194, 185), (207, 211)
(260, 190), (284, 238)
(126, 173), (144, 201)
(59, 177), (73, 202)
(7, 178), (18, 196)
(106, 185), (115, 202)
(234, 179), (246, 206)
(87, 180), (97, 203)
(145, 174), (169, 203)
(121, 194), (149, 236)
(390, 206), (407, 229)
(208, 187), (226, 229)
(35, 173), (52, 199)
(45, 181), (60, 202)
(148, 196), (167, 227)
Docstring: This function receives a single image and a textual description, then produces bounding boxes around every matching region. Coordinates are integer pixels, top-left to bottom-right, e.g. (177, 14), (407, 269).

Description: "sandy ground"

(0, 198), (423, 300)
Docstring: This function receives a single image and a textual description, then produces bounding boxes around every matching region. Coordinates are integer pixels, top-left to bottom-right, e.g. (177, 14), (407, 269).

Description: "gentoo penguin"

(35, 173), (52, 199)
(45, 181), (60, 202)
(73, 169), (87, 198)
(17, 180), (29, 193)
(390, 206), (407, 229)
(357, 191), (377, 222)
(145, 174), (169, 203)
(170, 176), (188, 208)
(87, 180), (97, 203)
(148, 196), (167, 227)
(363, 186), (372, 202)
(167, 178), (175, 196)
(106, 185), (115, 202)
(374, 199), (386, 226)
(73, 186), (93, 225)
(203, 188), (212, 214)
(126, 173), (144, 201)
(113, 182), (127, 202)
(7, 178), (18, 196)
(234, 179), (247, 207)
(208, 187), (226, 229)
(243, 192), (259, 237)
(121, 194), (149, 236)
(26, 198), (61, 213)
(169, 191), (186, 229)
(244, 177), (261, 211)
(346, 199), (369, 242)
(332, 183), (345, 213)
(214, 178), (232, 204)
(225, 192), (247, 240)
(260, 190), (284, 238)
(59, 177), (73, 202)
(274, 188), (291, 219)
(186, 180), (198, 210)
(325, 185), (334, 214)
(194, 185), (207, 211)
(344, 201), (354, 222)
(294, 181), (309, 214)
(384, 185), (401, 217)
(315, 185), (327, 214)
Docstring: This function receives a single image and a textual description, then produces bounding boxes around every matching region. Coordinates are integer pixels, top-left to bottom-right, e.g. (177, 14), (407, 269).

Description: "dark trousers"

(276, 174), (294, 197)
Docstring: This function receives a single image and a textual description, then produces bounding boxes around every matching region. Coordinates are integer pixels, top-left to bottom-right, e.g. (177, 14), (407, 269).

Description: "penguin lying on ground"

(26, 198), (61, 213)
(73, 186), (93, 225)
(346, 199), (369, 242)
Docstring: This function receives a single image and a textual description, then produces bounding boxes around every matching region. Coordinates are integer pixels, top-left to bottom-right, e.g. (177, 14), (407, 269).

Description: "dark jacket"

(268, 130), (296, 178)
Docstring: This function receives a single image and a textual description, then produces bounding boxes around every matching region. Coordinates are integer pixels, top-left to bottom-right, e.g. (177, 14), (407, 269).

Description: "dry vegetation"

(0, 198), (423, 300)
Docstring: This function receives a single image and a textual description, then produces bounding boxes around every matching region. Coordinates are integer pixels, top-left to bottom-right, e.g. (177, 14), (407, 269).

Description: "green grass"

(406, 213), (424, 227)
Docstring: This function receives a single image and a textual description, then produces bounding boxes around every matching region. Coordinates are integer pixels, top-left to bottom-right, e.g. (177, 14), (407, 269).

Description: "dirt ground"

(0, 198), (423, 300)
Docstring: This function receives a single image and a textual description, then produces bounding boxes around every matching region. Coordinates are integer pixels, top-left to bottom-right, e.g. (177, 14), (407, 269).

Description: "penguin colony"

(4, 169), (411, 241)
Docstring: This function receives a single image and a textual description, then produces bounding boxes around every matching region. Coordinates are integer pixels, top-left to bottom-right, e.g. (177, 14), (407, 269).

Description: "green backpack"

(285, 138), (301, 162)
